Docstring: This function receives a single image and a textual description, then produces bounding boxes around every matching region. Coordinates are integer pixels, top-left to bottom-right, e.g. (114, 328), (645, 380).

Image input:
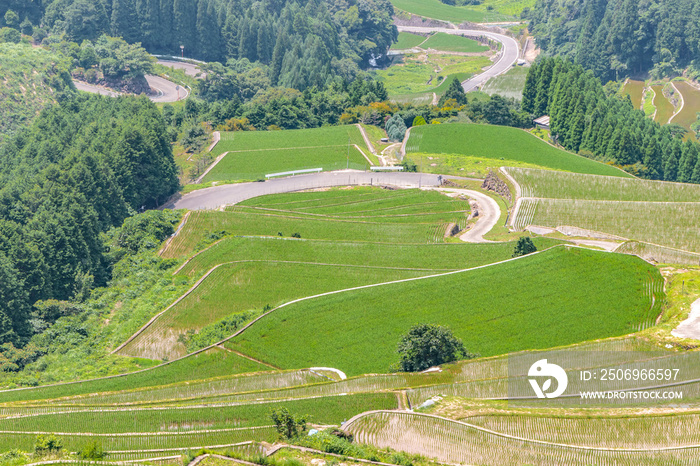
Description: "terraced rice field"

(204, 126), (372, 182)
(514, 198), (700, 253)
(389, 0), (511, 22)
(506, 167), (700, 201)
(670, 80), (700, 140)
(163, 189), (473, 258)
(406, 124), (632, 177)
(345, 411), (700, 465)
(622, 79), (645, 110)
(118, 262), (427, 360)
(481, 66), (529, 100)
(228, 247), (663, 376)
(420, 33), (489, 53)
(391, 32), (426, 50)
(652, 84), (676, 124)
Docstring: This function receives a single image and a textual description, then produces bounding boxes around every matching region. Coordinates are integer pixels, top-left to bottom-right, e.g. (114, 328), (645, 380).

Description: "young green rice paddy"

(407, 124), (633, 177)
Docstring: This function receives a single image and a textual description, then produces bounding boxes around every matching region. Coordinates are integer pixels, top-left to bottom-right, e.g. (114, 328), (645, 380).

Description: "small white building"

(534, 115), (550, 130)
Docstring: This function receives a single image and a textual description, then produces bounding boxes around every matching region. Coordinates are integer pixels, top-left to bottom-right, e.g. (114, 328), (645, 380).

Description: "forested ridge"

(527, 0), (700, 81)
(523, 58), (700, 182)
(0, 95), (178, 349)
(1, 0), (396, 90)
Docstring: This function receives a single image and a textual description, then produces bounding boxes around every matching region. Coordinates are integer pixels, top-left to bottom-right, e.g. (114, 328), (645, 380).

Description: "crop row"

(228, 247), (662, 376)
(178, 235), (563, 278)
(119, 261), (426, 361)
(19, 370), (323, 407)
(467, 413), (700, 448)
(0, 393), (398, 433)
(617, 241), (700, 266)
(513, 198), (700, 253)
(0, 426), (276, 454)
(346, 411), (700, 465)
(505, 167), (700, 202)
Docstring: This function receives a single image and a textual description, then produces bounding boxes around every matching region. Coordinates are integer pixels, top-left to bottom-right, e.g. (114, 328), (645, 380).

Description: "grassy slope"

(420, 33), (489, 53)
(229, 247), (661, 376)
(407, 124), (633, 177)
(507, 167), (700, 201)
(392, 32), (426, 50)
(0, 43), (73, 142)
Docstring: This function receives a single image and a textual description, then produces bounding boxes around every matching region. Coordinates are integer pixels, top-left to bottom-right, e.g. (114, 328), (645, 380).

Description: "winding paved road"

(395, 26), (520, 92)
(157, 60), (203, 78)
(74, 74), (188, 103)
(164, 170), (441, 210)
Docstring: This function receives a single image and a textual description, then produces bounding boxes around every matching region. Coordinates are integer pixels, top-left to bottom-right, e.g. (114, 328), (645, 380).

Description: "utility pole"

(347, 137), (350, 169)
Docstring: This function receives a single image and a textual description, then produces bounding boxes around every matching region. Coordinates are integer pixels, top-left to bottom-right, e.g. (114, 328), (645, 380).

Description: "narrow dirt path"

(433, 188), (500, 242)
(672, 298), (700, 340)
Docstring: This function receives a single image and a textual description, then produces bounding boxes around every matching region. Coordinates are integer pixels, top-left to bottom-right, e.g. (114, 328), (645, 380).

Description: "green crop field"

(652, 85), (676, 124)
(391, 32), (426, 50)
(163, 188), (473, 257)
(345, 411), (700, 466)
(389, 0), (512, 23)
(514, 198), (700, 253)
(134, 188), (563, 360)
(406, 124), (633, 177)
(622, 79), (645, 110)
(0, 393), (396, 434)
(119, 262), (428, 360)
(671, 81), (700, 140)
(212, 126), (366, 156)
(228, 247), (662, 376)
(203, 145), (369, 182)
(178, 236), (563, 277)
(420, 33), (489, 53)
(506, 167), (700, 201)
(376, 54), (490, 97)
(204, 126), (372, 182)
(481, 66), (529, 100)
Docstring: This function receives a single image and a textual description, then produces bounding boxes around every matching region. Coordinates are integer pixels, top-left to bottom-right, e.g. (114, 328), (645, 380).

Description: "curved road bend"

(157, 60), (202, 78)
(74, 75), (188, 103)
(164, 170), (441, 210)
(395, 26), (520, 92)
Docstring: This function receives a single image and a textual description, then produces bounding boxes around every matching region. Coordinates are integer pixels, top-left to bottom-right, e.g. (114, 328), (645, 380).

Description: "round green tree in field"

(512, 236), (537, 258)
(397, 324), (475, 372)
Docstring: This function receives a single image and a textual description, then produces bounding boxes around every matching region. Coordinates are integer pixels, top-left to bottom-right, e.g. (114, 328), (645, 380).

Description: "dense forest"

(523, 57), (700, 182)
(1, 0), (396, 90)
(0, 95), (178, 349)
(527, 0), (700, 81)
